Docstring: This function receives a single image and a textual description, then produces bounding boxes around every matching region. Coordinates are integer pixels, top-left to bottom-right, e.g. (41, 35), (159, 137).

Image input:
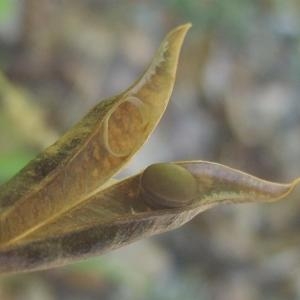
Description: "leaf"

(0, 161), (299, 273)
(0, 23), (191, 246)
(0, 23), (299, 274)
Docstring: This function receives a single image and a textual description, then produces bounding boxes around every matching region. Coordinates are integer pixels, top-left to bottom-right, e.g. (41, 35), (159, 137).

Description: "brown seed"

(140, 163), (198, 208)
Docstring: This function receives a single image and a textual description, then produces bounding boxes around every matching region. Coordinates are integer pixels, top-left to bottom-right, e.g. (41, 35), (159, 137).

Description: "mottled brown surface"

(0, 160), (298, 273)
(0, 24), (191, 271)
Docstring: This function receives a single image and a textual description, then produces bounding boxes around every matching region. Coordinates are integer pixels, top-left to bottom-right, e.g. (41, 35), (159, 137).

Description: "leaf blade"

(0, 24), (191, 246)
(0, 160), (298, 274)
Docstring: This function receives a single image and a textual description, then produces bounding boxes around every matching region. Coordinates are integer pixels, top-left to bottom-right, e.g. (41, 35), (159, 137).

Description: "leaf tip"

(163, 22), (192, 55)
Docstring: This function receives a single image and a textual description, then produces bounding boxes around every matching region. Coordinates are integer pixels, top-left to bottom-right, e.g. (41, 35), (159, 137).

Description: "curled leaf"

(0, 161), (299, 273)
(0, 24), (191, 247)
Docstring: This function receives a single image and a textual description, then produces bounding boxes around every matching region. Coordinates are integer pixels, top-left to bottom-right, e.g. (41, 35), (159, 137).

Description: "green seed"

(140, 163), (198, 208)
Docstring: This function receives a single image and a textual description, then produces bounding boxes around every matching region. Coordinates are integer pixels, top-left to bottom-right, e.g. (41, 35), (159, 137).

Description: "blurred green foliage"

(0, 0), (13, 20)
(0, 151), (34, 183)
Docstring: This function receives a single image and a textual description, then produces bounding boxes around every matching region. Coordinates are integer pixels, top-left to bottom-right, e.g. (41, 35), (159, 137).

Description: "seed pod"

(140, 163), (198, 208)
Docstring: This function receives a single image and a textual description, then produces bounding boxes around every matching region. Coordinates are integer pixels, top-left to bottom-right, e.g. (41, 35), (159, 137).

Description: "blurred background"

(1, 0), (300, 299)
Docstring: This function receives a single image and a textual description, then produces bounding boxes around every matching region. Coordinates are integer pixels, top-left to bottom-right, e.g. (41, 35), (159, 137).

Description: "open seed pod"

(0, 23), (299, 274)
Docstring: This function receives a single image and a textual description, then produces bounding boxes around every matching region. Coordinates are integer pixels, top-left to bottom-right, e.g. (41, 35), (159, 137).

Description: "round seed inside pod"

(140, 163), (198, 208)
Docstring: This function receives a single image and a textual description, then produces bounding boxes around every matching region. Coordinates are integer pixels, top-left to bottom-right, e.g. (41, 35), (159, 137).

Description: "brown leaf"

(0, 161), (299, 273)
(0, 23), (299, 275)
(0, 24), (191, 255)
